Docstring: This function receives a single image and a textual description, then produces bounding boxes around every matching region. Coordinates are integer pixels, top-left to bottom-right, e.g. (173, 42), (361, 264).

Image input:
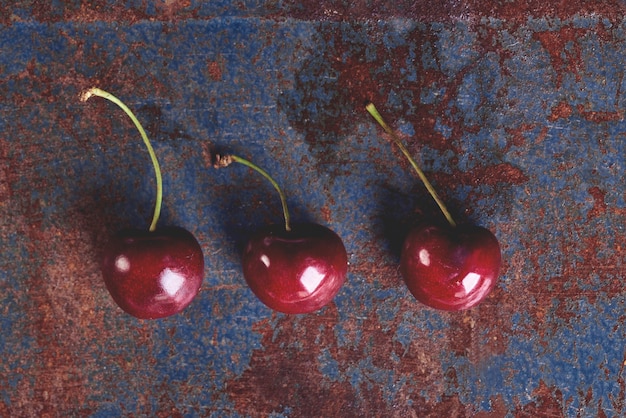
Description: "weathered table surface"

(2, 1), (626, 416)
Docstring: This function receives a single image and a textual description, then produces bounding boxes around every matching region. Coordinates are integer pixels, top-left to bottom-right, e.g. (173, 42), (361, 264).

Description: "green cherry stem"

(366, 103), (456, 228)
(214, 154), (291, 232)
(81, 87), (163, 232)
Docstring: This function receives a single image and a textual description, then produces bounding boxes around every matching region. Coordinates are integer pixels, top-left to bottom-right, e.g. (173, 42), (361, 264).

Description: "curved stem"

(214, 154), (291, 232)
(81, 87), (163, 232)
(366, 103), (456, 228)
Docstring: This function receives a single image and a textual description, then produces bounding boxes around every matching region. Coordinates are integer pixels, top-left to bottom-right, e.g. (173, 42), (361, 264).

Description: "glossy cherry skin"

(101, 226), (204, 319)
(242, 223), (348, 314)
(400, 223), (501, 311)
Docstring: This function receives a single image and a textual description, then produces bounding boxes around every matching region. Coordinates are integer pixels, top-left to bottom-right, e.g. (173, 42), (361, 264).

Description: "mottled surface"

(1, 1), (626, 416)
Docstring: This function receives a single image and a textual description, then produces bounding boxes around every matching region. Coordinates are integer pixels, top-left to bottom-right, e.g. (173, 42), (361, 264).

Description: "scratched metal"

(1, 1), (626, 417)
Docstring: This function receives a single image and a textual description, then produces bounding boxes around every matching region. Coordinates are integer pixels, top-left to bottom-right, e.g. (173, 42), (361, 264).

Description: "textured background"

(1, 1), (626, 416)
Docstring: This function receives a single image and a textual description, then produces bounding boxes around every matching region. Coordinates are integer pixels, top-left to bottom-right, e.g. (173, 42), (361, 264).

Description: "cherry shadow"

(374, 184), (466, 260)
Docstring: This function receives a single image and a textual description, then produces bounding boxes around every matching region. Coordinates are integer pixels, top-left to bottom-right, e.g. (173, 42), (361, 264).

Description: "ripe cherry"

(400, 222), (500, 311)
(242, 223), (347, 314)
(214, 154), (348, 314)
(82, 88), (204, 319)
(101, 227), (204, 319)
(366, 103), (501, 311)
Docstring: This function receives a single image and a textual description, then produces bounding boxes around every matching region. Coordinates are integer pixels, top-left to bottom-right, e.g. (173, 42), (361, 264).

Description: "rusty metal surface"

(1, 1), (626, 416)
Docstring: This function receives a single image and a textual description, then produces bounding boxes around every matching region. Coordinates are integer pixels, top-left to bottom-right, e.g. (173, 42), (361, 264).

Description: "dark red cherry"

(101, 226), (204, 319)
(242, 223), (348, 314)
(400, 223), (501, 311)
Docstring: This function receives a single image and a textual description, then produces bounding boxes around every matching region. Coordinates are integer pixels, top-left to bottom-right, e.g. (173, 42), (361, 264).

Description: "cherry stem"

(214, 154), (291, 232)
(366, 103), (456, 228)
(81, 87), (163, 232)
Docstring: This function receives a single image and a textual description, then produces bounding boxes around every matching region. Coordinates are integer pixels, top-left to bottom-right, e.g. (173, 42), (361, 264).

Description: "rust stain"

(10, 223), (100, 416)
(320, 204), (333, 223)
(282, 22), (502, 177)
(587, 186), (607, 219)
(432, 162), (528, 189)
(514, 380), (565, 417)
(473, 395), (509, 417)
(207, 60), (223, 81)
(534, 126), (549, 145)
(276, 0), (626, 25)
(0, 139), (11, 204)
(504, 124), (534, 149)
(279, 23), (403, 174)
(28, 2), (154, 24)
(548, 101), (573, 122)
(577, 105), (624, 123)
(155, 0), (192, 19)
(224, 311), (360, 416)
(534, 26), (587, 88)
(446, 286), (511, 364)
(476, 163), (528, 186)
(224, 298), (480, 415)
(524, 228), (625, 325)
